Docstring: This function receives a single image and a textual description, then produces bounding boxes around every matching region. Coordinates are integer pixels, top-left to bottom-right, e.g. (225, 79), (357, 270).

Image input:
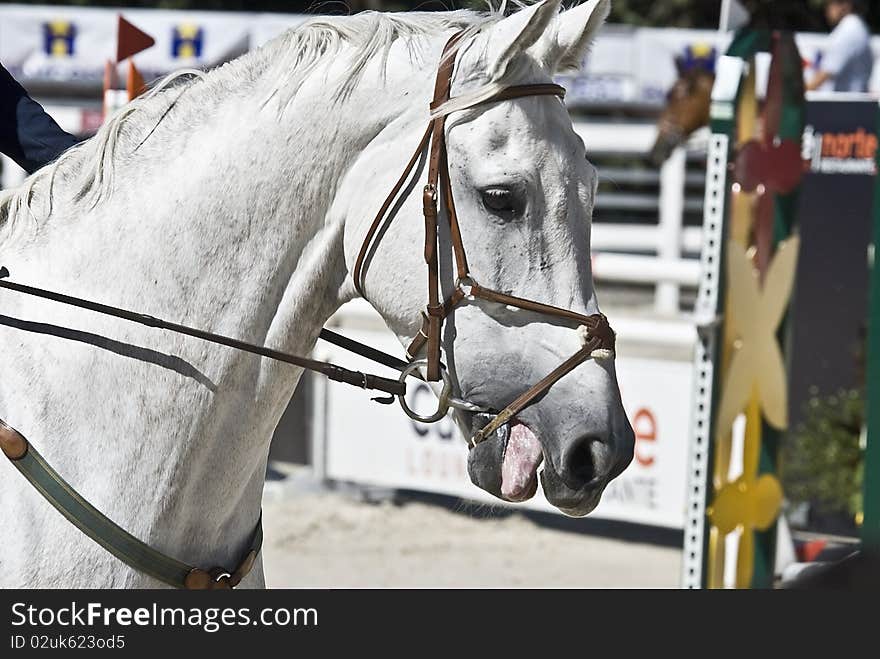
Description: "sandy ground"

(261, 468), (683, 588)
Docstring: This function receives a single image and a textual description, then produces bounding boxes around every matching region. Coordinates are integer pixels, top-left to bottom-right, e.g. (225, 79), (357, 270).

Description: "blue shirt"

(821, 14), (874, 93)
(0, 63), (77, 174)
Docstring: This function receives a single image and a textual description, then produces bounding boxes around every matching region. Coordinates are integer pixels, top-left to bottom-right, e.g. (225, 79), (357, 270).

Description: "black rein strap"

(0, 266), (407, 399)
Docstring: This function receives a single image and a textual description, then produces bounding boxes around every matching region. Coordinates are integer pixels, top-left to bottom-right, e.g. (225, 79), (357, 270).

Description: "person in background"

(0, 62), (78, 175)
(807, 0), (874, 92)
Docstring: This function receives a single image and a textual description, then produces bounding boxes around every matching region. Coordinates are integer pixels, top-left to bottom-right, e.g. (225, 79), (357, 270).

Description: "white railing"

(573, 121), (707, 315)
(656, 147), (687, 312)
(591, 224), (703, 254)
(592, 253), (701, 286)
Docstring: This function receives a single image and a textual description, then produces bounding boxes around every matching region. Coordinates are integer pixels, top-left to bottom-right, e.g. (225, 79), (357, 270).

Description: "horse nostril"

(562, 435), (601, 489)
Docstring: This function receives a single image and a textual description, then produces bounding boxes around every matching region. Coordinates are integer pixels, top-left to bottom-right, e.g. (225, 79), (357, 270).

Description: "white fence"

(573, 121), (706, 314)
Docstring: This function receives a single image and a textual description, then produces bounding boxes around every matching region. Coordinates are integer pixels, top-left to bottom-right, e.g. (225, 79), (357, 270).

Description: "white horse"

(0, 0), (633, 588)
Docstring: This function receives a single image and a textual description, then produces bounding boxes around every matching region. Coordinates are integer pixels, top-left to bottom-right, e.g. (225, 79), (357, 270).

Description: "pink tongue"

(501, 421), (543, 502)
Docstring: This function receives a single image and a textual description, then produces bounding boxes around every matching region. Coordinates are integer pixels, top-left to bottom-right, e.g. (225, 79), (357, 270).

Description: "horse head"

(649, 47), (715, 166)
(342, 0), (634, 517)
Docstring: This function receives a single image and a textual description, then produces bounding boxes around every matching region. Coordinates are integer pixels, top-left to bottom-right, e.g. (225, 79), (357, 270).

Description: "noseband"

(353, 32), (616, 446)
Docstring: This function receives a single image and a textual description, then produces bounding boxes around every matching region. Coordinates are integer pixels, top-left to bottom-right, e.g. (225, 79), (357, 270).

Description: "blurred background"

(2, 0), (876, 587)
(5, 0), (880, 30)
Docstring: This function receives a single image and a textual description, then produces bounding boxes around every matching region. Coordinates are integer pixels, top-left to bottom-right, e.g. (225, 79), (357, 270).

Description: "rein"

(0, 267), (408, 398)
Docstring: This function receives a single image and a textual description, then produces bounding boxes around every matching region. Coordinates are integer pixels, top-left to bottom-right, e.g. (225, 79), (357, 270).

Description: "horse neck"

(4, 48), (422, 576)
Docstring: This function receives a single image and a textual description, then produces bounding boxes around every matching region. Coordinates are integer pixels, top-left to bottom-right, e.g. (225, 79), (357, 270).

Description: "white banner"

(563, 27), (880, 106)
(3, 4), (879, 100)
(317, 326), (694, 529)
(0, 5), (303, 85)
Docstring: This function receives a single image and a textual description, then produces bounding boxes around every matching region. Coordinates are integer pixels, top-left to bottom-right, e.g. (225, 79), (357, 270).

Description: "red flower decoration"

(734, 138), (803, 195)
(730, 32), (805, 279)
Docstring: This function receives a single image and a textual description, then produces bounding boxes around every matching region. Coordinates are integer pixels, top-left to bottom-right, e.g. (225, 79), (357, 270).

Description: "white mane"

(0, 5), (531, 246)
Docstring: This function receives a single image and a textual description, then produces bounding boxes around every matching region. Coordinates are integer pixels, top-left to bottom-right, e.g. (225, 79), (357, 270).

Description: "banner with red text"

(316, 327), (693, 529)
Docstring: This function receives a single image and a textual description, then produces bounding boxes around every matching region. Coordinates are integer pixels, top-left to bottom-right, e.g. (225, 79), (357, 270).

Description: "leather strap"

(421, 32), (464, 381)
(352, 123), (433, 299)
(429, 83), (567, 114)
(470, 315), (614, 445)
(0, 269), (405, 398)
(468, 284), (603, 328)
(0, 418), (261, 589)
(319, 327), (411, 373)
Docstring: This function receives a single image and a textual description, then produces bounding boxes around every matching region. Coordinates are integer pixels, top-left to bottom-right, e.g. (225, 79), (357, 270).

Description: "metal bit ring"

(397, 360), (452, 423)
(397, 359), (488, 423)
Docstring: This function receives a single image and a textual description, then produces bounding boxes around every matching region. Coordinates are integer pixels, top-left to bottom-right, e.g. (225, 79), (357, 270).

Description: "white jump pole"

(590, 224), (703, 254)
(656, 147), (687, 314)
(592, 253), (700, 287)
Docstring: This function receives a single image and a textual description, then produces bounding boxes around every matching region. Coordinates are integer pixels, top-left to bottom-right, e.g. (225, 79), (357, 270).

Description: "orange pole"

(126, 58), (146, 101)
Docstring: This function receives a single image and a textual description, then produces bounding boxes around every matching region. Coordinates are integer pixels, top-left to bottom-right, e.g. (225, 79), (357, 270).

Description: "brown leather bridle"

(353, 32), (616, 447)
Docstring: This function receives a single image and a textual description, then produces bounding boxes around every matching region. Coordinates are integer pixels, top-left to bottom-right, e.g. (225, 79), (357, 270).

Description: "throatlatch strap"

(352, 123), (433, 299)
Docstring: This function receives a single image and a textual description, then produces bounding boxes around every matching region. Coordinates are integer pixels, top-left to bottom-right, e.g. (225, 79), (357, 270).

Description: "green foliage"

(781, 388), (865, 518)
(606, 0), (719, 28)
(607, 0), (880, 31)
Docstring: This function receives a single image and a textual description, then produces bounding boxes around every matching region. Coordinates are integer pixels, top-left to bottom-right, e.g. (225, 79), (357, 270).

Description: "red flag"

(116, 15), (155, 63)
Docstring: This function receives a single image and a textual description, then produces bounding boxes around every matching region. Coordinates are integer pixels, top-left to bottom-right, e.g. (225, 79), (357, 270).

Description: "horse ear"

(550, 0), (611, 72)
(486, 0), (562, 80)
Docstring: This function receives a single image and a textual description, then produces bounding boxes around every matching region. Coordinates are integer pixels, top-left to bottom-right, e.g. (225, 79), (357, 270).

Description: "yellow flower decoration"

(715, 235), (800, 439)
(710, 475), (783, 534)
(708, 473), (783, 587)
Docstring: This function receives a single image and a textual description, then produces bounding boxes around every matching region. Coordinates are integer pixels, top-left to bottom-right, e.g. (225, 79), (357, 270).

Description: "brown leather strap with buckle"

(353, 30), (614, 445)
(184, 545), (260, 590)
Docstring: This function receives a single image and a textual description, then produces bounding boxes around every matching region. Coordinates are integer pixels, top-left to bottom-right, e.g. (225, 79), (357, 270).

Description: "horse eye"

(480, 187), (520, 216)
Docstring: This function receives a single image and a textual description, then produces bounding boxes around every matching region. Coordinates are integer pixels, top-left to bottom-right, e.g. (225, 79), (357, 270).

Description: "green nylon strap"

(6, 438), (262, 589)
